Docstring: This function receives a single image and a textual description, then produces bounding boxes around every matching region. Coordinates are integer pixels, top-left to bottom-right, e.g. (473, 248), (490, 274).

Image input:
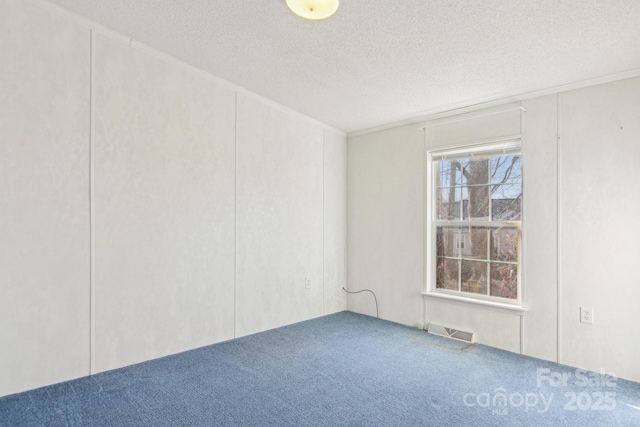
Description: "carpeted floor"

(1, 311), (639, 426)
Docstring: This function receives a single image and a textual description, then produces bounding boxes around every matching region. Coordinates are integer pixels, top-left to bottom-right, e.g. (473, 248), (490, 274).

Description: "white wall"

(92, 33), (237, 372)
(235, 94), (324, 337)
(559, 78), (640, 381)
(0, 0), (90, 397)
(324, 130), (348, 314)
(347, 125), (424, 325)
(520, 94), (558, 362)
(347, 77), (640, 382)
(0, 0), (346, 396)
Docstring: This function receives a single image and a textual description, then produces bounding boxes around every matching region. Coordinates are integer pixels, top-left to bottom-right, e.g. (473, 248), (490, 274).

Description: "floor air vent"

(427, 324), (475, 343)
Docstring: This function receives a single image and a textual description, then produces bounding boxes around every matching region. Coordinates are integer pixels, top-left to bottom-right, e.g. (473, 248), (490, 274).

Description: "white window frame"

(424, 137), (524, 309)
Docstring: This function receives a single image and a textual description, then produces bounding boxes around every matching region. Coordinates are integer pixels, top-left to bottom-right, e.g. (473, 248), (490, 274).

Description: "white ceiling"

(46, 0), (640, 133)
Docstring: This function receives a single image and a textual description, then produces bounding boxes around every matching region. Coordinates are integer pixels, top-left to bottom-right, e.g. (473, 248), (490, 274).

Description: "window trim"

(424, 136), (524, 307)
(420, 291), (527, 315)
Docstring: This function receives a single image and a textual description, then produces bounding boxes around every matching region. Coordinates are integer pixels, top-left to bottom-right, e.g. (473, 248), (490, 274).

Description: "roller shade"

(430, 139), (521, 161)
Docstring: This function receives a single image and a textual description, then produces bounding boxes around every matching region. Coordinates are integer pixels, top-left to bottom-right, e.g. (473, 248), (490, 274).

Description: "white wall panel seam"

(519, 102), (524, 355)
(556, 92), (563, 365)
(422, 123), (428, 329)
(322, 131), (325, 314)
(234, 91), (238, 339)
(343, 136), (347, 310)
(89, 28), (96, 375)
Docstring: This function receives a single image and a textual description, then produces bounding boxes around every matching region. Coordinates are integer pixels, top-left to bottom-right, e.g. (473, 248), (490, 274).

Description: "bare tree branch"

(490, 156), (518, 194)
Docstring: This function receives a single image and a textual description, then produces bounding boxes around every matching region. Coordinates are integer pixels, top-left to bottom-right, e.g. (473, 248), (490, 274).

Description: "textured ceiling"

(46, 0), (640, 133)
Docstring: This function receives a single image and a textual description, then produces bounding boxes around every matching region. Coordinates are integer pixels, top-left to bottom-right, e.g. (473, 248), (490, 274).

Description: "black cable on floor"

(342, 287), (379, 319)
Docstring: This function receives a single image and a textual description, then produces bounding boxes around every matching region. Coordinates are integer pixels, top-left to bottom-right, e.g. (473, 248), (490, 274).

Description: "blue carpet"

(1, 311), (639, 426)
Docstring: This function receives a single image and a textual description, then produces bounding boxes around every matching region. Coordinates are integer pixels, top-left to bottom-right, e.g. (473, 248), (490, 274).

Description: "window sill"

(421, 291), (527, 316)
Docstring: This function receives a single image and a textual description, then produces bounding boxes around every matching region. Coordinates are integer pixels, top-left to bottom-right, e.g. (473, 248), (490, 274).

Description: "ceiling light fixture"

(286, 0), (339, 20)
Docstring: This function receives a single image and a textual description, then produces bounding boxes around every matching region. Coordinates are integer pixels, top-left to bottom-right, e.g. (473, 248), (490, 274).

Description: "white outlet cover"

(580, 307), (594, 324)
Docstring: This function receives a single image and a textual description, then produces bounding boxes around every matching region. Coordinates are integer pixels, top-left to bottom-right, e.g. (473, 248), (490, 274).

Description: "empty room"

(1, 0), (640, 425)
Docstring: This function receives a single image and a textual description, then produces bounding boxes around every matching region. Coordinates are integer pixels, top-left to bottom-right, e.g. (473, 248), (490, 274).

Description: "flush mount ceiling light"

(286, 0), (339, 20)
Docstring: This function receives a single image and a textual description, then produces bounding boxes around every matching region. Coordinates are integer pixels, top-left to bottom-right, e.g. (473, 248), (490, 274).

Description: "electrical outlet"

(305, 278), (311, 289)
(580, 307), (594, 324)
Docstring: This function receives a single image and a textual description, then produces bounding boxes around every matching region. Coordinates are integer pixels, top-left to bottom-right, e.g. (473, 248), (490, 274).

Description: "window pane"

(436, 258), (459, 290)
(460, 157), (490, 221)
(437, 187), (462, 220)
(461, 187), (469, 220)
(492, 184), (522, 220)
(453, 160), (468, 185)
(466, 158), (489, 185)
(490, 263), (518, 299)
(490, 227), (518, 262)
(463, 185), (490, 220)
(436, 226), (460, 258)
(438, 161), (450, 187)
(461, 260), (487, 295)
(438, 160), (467, 187)
(492, 182), (522, 199)
(465, 226), (489, 260)
(490, 155), (521, 185)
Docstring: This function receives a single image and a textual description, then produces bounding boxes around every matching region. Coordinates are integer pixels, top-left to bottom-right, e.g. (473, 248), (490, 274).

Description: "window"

(428, 140), (522, 303)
